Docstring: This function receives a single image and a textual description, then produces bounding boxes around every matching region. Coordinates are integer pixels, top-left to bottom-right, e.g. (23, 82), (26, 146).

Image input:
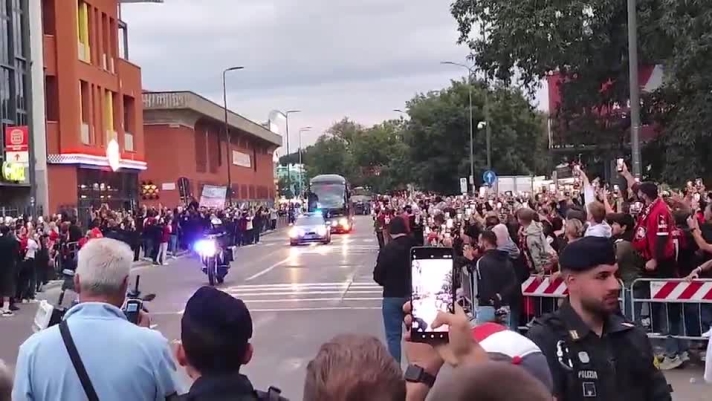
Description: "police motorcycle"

(32, 274), (156, 332)
(194, 217), (233, 286)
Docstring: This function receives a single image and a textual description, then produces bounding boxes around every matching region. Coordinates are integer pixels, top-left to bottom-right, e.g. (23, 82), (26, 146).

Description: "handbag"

(59, 320), (100, 401)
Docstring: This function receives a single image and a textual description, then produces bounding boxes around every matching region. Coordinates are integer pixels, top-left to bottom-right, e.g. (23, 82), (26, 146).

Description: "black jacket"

(475, 249), (518, 308)
(177, 373), (286, 401)
(527, 301), (671, 401)
(373, 235), (414, 298)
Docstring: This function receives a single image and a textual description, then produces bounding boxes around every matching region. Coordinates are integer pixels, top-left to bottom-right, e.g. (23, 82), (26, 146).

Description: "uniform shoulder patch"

(621, 322), (635, 328)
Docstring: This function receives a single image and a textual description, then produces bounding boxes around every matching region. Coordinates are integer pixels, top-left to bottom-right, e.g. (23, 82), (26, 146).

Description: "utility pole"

(441, 61), (475, 194)
(627, 0), (642, 178)
(21, 0), (36, 216)
(222, 66), (244, 205)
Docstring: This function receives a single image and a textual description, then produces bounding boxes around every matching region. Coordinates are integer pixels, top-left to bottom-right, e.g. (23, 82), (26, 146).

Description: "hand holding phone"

(123, 299), (143, 324)
(410, 247), (454, 342)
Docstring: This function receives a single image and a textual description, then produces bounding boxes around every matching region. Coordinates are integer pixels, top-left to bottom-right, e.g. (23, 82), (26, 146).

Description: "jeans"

(157, 242), (168, 264)
(169, 235), (179, 255)
(382, 297), (408, 363)
(474, 305), (511, 328)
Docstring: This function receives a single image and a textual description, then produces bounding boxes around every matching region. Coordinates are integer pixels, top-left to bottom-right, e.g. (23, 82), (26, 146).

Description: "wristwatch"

(404, 364), (437, 388)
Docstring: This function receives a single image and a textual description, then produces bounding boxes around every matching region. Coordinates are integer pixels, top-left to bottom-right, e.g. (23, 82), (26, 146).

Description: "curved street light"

(271, 109), (302, 197)
(222, 66), (245, 205)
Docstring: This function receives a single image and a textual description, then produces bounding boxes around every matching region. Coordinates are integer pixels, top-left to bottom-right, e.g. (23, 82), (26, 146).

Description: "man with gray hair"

(13, 238), (179, 401)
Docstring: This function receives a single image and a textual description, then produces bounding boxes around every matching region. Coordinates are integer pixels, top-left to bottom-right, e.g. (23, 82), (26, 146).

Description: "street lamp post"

(274, 110), (301, 197)
(298, 127), (312, 166)
(222, 66), (244, 206)
(298, 127), (312, 196)
(441, 61), (477, 193)
(627, 0), (642, 178)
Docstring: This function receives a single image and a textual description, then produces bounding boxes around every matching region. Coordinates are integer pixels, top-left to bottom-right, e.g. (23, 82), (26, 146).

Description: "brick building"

(140, 91), (282, 207)
(42, 0), (145, 214)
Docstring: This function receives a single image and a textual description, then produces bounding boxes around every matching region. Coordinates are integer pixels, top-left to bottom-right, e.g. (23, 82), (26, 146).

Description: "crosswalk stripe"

(229, 290), (382, 296)
(224, 281), (379, 288)
(235, 297), (383, 303)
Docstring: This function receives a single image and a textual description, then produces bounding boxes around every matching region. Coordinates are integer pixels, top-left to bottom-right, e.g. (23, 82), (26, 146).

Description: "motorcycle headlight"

(331, 220), (338, 227)
(195, 239), (217, 257)
(316, 226), (327, 236)
(339, 218), (348, 226)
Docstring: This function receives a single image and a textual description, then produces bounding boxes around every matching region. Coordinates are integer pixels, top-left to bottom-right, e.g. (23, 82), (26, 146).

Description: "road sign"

(6, 150), (28, 164)
(4, 126), (28, 152)
(459, 177), (467, 194)
(483, 170), (497, 186)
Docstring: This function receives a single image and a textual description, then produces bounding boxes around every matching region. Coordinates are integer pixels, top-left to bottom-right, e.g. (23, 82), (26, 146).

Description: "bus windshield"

(310, 183), (346, 209)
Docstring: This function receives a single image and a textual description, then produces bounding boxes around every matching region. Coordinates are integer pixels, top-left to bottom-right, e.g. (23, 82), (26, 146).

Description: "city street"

(0, 216), (707, 399)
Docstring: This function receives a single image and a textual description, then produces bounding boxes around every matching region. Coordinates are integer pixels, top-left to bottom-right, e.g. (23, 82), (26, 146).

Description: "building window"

(77, 1), (90, 62)
(195, 128), (207, 173)
(41, 0), (55, 35)
(79, 80), (90, 144)
(124, 132), (134, 151)
(44, 76), (58, 121)
(118, 20), (128, 60)
(104, 89), (116, 142)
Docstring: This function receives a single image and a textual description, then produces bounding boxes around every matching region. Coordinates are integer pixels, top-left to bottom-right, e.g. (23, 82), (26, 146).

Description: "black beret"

(182, 286), (253, 343)
(559, 236), (616, 272)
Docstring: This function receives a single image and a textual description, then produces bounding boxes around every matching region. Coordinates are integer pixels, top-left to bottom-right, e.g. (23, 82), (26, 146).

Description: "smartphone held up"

(410, 246), (455, 342)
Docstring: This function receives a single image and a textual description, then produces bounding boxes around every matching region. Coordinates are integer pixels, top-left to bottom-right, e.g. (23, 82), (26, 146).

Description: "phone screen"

(410, 247), (454, 342)
(125, 302), (139, 313)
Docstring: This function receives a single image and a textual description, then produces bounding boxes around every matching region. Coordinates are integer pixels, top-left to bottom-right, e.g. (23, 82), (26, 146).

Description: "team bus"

(351, 186), (373, 215)
(307, 174), (354, 233)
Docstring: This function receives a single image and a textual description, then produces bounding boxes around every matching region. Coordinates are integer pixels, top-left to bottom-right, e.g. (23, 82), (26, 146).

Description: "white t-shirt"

(704, 337), (711, 383)
(26, 238), (39, 259)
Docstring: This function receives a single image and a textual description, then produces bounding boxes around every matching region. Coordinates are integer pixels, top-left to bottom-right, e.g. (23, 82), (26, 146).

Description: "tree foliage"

(451, 0), (712, 184)
(280, 81), (547, 194)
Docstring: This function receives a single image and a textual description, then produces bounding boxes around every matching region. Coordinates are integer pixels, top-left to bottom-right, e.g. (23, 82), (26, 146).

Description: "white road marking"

(244, 256), (293, 281)
(249, 306), (381, 312)
(224, 282), (378, 289)
(230, 290), (382, 296)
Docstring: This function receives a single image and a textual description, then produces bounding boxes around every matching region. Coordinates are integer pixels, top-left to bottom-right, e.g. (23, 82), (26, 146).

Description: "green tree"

(644, 2), (712, 184)
(277, 176), (293, 199)
(404, 80), (546, 193)
(450, 0), (667, 162)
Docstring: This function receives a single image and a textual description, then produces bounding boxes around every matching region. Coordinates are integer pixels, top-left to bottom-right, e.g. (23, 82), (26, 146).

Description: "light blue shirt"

(12, 302), (179, 401)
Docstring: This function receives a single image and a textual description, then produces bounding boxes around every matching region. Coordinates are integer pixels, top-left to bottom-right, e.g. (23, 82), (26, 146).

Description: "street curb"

(42, 227), (287, 291)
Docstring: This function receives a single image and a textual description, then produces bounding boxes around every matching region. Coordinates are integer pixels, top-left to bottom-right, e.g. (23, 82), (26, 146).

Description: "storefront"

(47, 139), (148, 216)
(77, 166), (139, 212)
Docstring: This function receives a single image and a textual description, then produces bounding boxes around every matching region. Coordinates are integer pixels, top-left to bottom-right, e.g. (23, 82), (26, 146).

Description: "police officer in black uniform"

(527, 236), (671, 401)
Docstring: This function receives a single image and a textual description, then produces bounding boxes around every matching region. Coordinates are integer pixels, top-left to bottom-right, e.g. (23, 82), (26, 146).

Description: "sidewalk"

(43, 226), (286, 290)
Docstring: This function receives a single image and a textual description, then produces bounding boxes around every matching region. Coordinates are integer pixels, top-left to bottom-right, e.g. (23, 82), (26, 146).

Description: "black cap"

(181, 286), (253, 344)
(559, 236), (616, 272)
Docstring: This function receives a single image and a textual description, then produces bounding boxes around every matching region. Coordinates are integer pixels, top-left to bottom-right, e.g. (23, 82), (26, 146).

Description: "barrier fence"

(458, 272), (711, 342)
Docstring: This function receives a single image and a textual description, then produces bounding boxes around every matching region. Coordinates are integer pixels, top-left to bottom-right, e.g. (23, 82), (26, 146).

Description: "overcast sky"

(121, 0), (547, 157)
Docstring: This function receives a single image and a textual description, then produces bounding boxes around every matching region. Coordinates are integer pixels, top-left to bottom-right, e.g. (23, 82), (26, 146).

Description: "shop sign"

(4, 126), (28, 151)
(2, 161), (25, 182)
(107, 139), (120, 171)
(232, 151), (251, 168)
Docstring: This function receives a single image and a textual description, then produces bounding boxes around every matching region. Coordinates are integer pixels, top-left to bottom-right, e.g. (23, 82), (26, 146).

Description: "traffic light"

(141, 181), (159, 200)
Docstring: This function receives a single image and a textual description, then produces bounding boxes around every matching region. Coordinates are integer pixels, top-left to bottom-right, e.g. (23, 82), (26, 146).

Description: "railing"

(630, 278), (712, 341)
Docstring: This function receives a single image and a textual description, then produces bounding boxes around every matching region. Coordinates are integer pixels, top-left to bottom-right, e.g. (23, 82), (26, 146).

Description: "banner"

(199, 185), (227, 209)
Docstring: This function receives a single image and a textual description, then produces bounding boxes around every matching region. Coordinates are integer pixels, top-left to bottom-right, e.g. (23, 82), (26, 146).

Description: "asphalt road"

(0, 216), (708, 399)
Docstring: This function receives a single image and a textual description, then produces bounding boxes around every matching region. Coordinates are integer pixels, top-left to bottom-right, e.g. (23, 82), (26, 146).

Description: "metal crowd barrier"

(630, 278), (712, 341)
(53, 241), (80, 274)
(460, 273), (625, 332)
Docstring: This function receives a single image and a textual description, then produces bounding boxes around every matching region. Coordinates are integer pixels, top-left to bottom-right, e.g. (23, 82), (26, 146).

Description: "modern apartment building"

(42, 0), (145, 214)
(0, 0), (34, 212)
